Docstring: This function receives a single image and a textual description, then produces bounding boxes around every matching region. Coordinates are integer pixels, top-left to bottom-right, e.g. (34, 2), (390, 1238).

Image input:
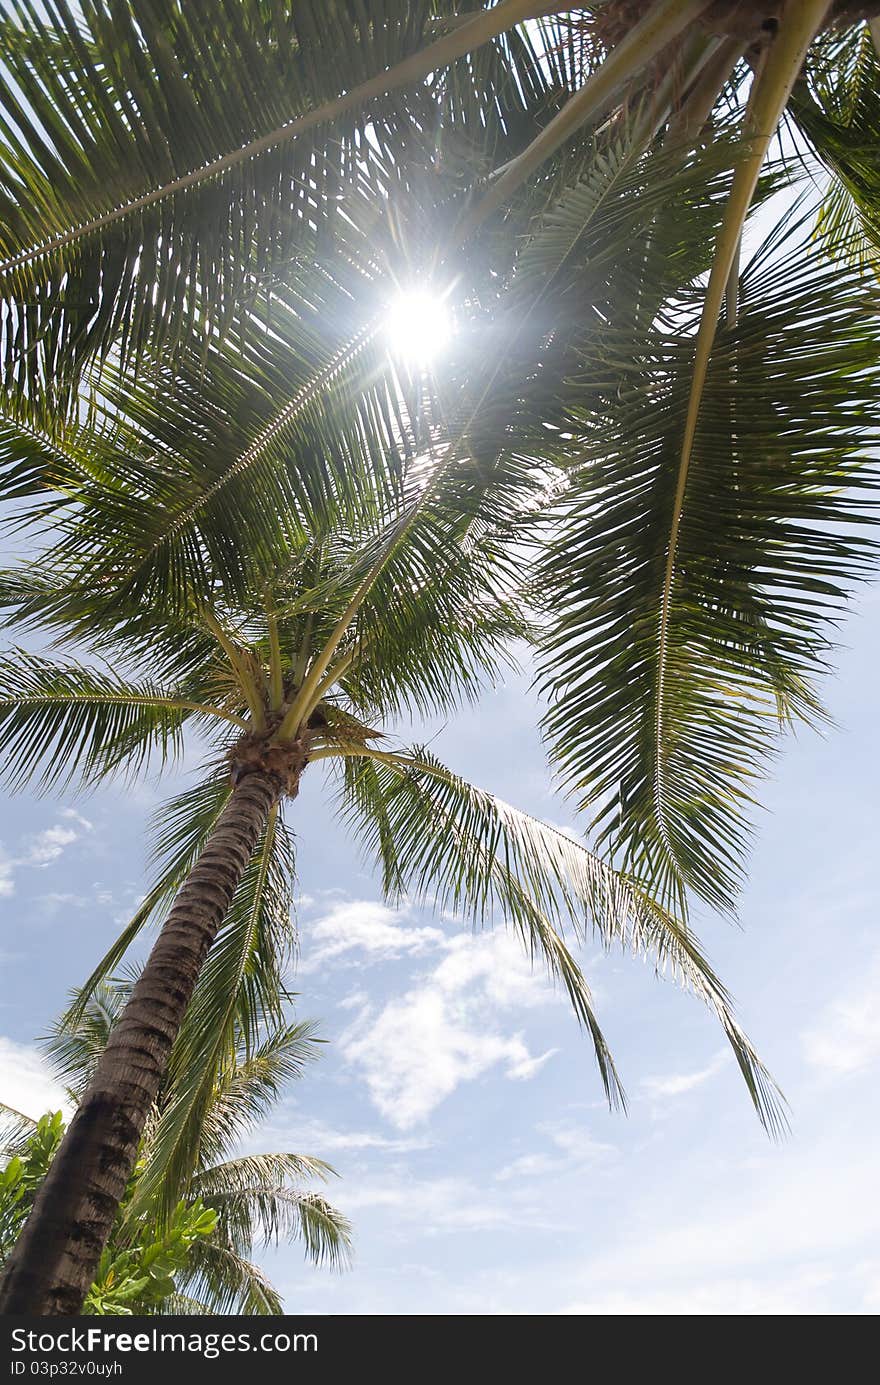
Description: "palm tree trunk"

(0, 768), (281, 1316)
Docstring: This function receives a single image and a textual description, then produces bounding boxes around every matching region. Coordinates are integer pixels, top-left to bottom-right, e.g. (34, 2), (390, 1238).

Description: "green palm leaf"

(537, 215), (880, 915)
(192, 1156), (350, 1269)
(173, 1241), (283, 1316)
(0, 648), (211, 791)
(333, 743), (784, 1131)
(0, 0), (559, 411)
(792, 22), (880, 272)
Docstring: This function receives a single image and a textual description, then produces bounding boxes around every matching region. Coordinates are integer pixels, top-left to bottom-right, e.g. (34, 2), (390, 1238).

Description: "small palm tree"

(1, 981), (350, 1314)
(0, 263), (782, 1312)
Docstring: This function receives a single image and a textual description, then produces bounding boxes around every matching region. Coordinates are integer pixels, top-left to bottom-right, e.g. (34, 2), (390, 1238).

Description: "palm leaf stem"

(0, 0), (543, 280)
(265, 600), (284, 713)
(200, 608), (264, 727)
(664, 34), (746, 144)
(453, 0), (713, 243)
(655, 0), (831, 851)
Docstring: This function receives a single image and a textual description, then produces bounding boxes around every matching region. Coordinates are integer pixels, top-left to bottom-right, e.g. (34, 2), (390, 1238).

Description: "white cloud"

(507, 1049), (558, 1081)
(495, 1152), (561, 1181)
(337, 988), (370, 1012)
(803, 963), (880, 1076)
(294, 894), (575, 1129)
(0, 811), (93, 896)
(339, 1175), (519, 1232)
(496, 1122), (615, 1182)
(33, 891), (89, 916)
(343, 994), (537, 1129)
(553, 1127), (880, 1317)
(428, 932), (554, 1012)
(0, 1037), (71, 1120)
(298, 900), (446, 974)
(558, 1272), (836, 1316)
(258, 1116), (430, 1156)
(339, 930), (558, 1129)
(640, 1051), (729, 1100)
(24, 825), (80, 867)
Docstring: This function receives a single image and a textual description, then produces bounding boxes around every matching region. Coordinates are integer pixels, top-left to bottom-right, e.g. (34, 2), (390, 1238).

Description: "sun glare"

(384, 288), (453, 367)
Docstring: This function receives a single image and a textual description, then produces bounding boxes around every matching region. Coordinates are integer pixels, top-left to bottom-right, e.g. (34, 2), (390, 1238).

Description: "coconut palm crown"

(0, 237), (795, 1308)
(3, 0), (880, 416)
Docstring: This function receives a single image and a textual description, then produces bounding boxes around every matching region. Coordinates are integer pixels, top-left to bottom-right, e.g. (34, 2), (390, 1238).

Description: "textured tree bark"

(0, 769), (281, 1316)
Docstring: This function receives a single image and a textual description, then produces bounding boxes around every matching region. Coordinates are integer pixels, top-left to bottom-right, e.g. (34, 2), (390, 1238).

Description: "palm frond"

(130, 1017), (317, 1225)
(0, 648), (208, 791)
(332, 744), (784, 1130)
(174, 1240), (283, 1316)
(193, 1025), (321, 1171)
(193, 1153), (335, 1198)
(0, 1103), (38, 1158)
(192, 1156), (351, 1269)
(538, 215), (880, 916)
(156, 1293), (214, 1315)
(0, 0), (560, 411)
(43, 980), (127, 1098)
(0, 408), (94, 501)
(794, 21), (880, 272)
(46, 269), (420, 612)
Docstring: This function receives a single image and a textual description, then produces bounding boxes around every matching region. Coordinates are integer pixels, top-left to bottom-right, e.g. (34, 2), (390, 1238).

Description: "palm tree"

(0, 248), (786, 1312)
(3, 2), (878, 916)
(3, 3), (878, 906)
(1, 980), (351, 1314)
(1, 0), (879, 1319)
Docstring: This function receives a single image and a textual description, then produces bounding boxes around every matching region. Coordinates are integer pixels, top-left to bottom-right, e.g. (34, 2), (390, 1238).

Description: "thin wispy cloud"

(553, 1125), (880, 1317)
(0, 809), (94, 897)
(338, 1174), (525, 1233)
(247, 1113), (431, 1157)
(640, 1051), (729, 1100)
(802, 959), (880, 1077)
(297, 900), (446, 974)
(496, 1122), (615, 1183)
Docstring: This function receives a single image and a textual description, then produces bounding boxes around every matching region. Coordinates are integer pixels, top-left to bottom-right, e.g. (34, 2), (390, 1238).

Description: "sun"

(384, 288), (453, 367)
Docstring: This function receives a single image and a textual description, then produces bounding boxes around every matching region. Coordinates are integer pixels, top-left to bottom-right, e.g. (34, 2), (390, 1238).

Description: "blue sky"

(0, 575), (878, 1315)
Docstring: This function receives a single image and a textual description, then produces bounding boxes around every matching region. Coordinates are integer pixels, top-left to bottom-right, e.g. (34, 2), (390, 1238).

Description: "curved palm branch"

(0, 649), (230, 792)
(328, 741), (785, 1131)
(0, 1104), (38, 1159)
(191, 1157), (350, 1268)
(173, 1241), (283, 1316)
(536, 212), (880, 913)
